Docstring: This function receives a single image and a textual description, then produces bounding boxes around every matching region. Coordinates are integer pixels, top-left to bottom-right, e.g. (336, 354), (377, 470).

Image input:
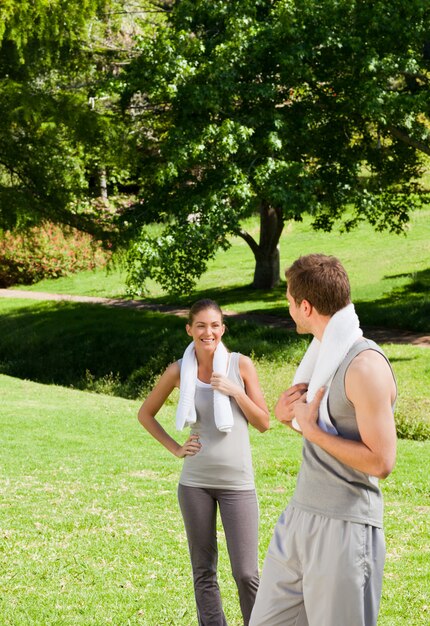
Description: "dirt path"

(1, 288), (429, 347)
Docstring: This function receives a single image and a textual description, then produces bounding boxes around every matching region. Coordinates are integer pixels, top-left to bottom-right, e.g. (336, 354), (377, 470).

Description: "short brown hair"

(188, 299), (224, 325)
(285, 254), (351, 316)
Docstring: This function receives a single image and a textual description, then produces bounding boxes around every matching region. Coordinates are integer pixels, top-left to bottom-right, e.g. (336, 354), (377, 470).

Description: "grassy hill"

(0, 374), (428, 625)
(1, 208), (429, 623)
(1, 208), (429, 438)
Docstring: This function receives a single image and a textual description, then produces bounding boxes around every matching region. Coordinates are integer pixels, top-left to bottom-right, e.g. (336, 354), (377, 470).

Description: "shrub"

(0, 222), (110, 287)
(395, 411), (430, 441)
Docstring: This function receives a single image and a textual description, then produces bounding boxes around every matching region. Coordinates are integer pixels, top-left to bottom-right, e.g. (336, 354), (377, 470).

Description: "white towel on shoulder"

(176, 341), (234, 432)
(176, 342), (198, 430)
(292, 303), (363, 434)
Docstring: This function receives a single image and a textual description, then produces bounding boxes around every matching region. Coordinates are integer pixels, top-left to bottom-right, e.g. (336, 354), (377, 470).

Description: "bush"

(395, 411), (430, 441)
(0, 222), (110, 287)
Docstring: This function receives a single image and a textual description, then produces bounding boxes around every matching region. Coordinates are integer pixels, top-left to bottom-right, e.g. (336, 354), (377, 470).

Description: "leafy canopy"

(122, 0), (430, 294)
(0, 0), (139, 233)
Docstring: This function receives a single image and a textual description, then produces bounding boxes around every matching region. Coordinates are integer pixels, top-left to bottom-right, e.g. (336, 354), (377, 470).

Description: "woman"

(138, 299), (270, 625)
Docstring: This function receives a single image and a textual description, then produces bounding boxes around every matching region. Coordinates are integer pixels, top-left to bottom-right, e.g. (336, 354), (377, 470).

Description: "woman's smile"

(186, 308), (225, 349)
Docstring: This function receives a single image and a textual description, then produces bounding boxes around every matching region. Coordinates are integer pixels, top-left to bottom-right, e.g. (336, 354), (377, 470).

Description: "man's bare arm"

(293, 351), (397, 478)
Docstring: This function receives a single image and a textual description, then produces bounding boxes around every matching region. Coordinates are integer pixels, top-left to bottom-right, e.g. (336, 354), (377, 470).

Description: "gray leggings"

(178, 484), (260, 626)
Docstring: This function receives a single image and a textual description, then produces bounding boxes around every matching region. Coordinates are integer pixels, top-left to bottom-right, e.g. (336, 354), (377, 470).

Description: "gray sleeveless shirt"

(291, 338), (396, 528)
(179, 352), (255, 490)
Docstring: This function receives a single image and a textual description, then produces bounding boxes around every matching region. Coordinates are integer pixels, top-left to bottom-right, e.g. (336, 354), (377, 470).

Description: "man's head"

(285, 254), (351, 317)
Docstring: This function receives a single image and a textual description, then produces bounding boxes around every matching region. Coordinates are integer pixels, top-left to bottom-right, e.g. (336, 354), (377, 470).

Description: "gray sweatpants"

(178, 484), (260, 626)
(249, 505), (385, 626)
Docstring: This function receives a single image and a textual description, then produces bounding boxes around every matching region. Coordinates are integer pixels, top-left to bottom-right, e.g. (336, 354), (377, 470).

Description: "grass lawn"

(16, 207), (430, 332)
(0, 374), (428, 625)
(0, 297), (428, 439)
(1, 207), (429, 624)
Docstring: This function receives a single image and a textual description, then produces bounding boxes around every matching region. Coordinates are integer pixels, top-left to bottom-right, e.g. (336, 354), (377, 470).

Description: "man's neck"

(311, 314), (332, 342)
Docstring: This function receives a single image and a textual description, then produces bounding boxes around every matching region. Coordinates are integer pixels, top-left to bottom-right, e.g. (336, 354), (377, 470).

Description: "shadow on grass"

(0, 267), (427, 401)
(0, 299), (302, 399)
(355, 267), (430, 333)
(145, 282), (287, 310)
(141, 269), (429, 333)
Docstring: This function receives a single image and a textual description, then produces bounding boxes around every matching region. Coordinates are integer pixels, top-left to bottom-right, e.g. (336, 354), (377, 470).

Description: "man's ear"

(301, 299), (313, 316)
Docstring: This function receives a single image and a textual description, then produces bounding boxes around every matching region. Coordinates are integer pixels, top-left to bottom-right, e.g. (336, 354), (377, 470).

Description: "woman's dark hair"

(188, 299), (224, 324)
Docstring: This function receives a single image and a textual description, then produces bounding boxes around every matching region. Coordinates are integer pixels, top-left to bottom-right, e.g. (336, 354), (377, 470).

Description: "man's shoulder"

(349, 343), (390, 371)
(346, 346), (396, 403)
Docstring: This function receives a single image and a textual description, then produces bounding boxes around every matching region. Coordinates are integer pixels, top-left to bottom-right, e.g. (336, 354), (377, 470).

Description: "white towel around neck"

(176, 341), (234, 432)
(292, 303), (363, 434)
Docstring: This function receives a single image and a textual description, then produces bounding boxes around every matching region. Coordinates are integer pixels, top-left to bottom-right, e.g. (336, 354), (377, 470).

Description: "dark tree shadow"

(146, 268), (430, 333)
(0, 267), (427, 399)
(145, 282), (288, 310)
(355, 267), (430, 333)
(0, 299), (302, 399)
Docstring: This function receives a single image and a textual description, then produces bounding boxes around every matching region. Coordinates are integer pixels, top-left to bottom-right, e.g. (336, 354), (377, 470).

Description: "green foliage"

(0, 0), (135, 232)
(126, 218), (231, 295)
(0, 0), (111, 66)
(122, 0), (430, 293)
(0, 222), (110, 287)
(395, 412), (430, 441)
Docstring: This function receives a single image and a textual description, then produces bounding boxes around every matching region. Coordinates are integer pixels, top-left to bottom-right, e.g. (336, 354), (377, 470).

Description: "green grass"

(0, 298), (304, 398)
(16, 207), (430, 332)
(0, 374), (428, 625)
(1, 208), (429, 623)
(13, 262), (131, 299)
(0, 297), (428, 439)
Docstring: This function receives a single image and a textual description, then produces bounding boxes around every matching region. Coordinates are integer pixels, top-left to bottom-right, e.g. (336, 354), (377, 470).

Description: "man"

(250, 254), (397, 626)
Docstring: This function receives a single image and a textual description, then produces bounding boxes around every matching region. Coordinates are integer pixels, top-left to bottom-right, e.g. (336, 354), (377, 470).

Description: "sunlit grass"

(1, 207), (429, 624)
(0, 374), (428, 625)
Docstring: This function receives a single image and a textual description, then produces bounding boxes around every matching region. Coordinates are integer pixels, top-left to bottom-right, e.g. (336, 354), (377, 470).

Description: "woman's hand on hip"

(175, 434), (202, 458)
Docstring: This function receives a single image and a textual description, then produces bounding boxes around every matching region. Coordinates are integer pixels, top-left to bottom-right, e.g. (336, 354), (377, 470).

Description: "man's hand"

(294, 386), (326, 438)
(274, 383), (308, 424)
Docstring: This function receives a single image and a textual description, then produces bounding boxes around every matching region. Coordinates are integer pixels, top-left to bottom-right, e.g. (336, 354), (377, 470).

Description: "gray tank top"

(179, 352), (255, 490)
(291, 338), (396, 527)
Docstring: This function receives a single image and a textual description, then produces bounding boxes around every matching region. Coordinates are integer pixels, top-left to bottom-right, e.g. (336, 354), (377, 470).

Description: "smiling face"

(186, 307), (225, 352)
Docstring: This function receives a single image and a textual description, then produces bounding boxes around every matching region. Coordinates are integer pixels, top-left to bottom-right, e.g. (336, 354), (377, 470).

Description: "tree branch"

(236, 228), (260, 257)
(386, 125), (430, 157)
(401, 71), (430, 85)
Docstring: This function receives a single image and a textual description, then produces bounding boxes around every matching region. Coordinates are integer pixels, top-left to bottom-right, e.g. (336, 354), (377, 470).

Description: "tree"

(122, 0), (430, 294)
(0, 0), (147, 235)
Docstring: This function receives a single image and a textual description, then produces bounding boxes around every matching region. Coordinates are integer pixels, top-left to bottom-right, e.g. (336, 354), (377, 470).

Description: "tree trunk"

(253, 202), (283, 288)
(238, 202), (284, 289)
(252, 245), (281, 289)
(99, 167), (108, 201)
